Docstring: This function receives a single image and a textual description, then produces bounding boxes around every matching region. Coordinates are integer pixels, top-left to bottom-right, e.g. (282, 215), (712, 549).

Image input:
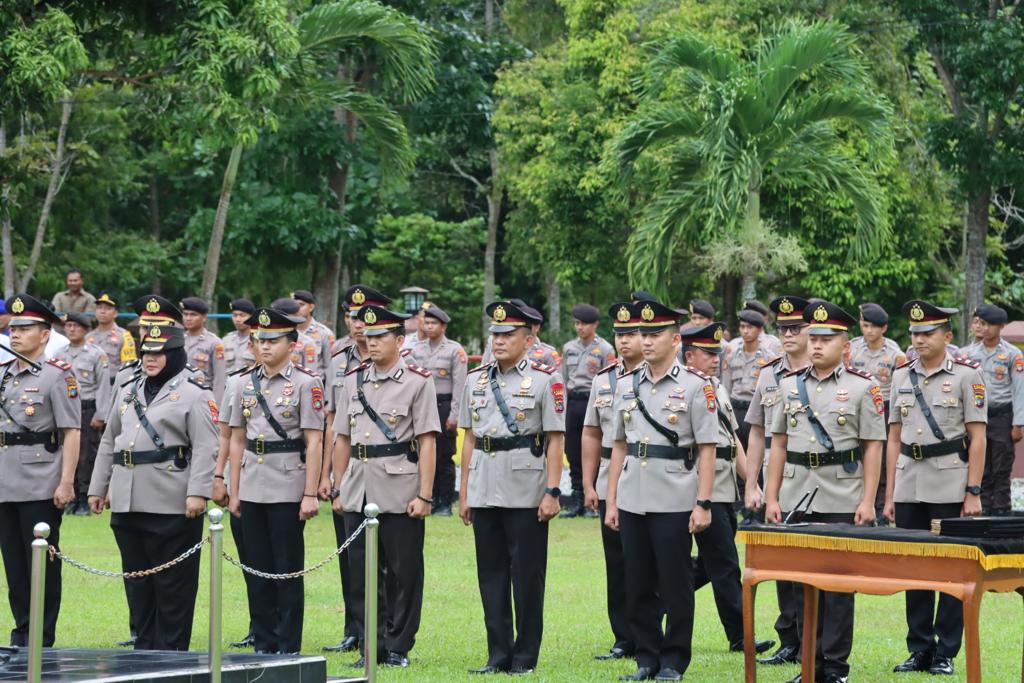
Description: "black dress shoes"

(654, 668), (683, 681)
(893, 650), (932, 672)
(509, 665), (534, 675)
(729, 638), (776, 654)
(595, 646), (633, 660)
(322, 635), (359, 652)
(785, 674), (847, 683)
(469, 664), (507, 674)
(231, 632), (255, 648)
(928, 655), (954, 675)
(116, 636), (137, 648)
(385, 651), (409, 667)
(619, 666), (657, 681)
(758, 643), (799, 665)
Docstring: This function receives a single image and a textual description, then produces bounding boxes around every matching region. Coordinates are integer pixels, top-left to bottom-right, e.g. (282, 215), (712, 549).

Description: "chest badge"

(666, 413), (678, 425)
(169, 394), (180, 402)
(282, 384), (294, 396)
(516, 411), (526, 421)
(901, 406), (909, 417)
(24, 406), (35, 416)
(836, 415), (847, 426)
(942, 381), (953, 393)
(836, 389), (849, 402)
(521, 377), (533, 390)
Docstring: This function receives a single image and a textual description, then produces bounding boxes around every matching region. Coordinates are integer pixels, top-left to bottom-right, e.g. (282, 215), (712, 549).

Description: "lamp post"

(400, 286), (429, 314)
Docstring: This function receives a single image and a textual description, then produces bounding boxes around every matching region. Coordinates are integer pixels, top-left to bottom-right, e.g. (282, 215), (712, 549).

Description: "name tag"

(898, 388), (913, 394)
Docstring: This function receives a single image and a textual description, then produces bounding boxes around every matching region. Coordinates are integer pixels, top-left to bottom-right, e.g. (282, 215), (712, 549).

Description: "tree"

(614, 20), (893, 302)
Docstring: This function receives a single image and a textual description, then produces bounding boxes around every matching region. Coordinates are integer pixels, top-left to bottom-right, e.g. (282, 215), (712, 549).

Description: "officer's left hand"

(407, 497), (431, 519)
(1013, 426), (1023, 443)
(445, 418), (458, 432)
(185, 496), (207, 519)
(538, 494), (560, 522)
(53, 481), (75, 508)
(689, 506), (711, 534)
(299, 495), (320, 520)
(962, 493), (982, 517)
(854, 500), (875, 526)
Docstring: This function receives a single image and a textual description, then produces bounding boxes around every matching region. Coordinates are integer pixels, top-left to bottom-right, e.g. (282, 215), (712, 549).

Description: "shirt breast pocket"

(931, 396), (962, 431)
(193, 353), (208, 368)
(507, 395), (536, 412)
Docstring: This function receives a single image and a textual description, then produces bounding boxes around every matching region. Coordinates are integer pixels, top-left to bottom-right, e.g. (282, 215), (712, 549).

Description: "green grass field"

(5, 508), (1022, 682)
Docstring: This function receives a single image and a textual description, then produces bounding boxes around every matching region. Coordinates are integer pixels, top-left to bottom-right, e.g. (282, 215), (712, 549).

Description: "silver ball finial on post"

(208, 507), (224, 525)
(33, 522), (50, 540)
(364, 503), (380, 519)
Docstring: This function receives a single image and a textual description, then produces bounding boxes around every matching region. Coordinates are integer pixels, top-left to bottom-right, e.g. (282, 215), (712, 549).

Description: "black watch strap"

(695, 498), (712, 510)
(544, 486), (561, 498)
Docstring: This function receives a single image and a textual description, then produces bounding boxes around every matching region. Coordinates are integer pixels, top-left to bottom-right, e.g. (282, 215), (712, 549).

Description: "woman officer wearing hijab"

(88, 325), (219, 650)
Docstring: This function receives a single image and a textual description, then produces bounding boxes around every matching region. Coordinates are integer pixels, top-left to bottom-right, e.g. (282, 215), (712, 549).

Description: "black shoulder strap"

(250, 371), (290, 440)
(908, 368), (946, 441)
(356, 366), (397, 442)
(632, 370), (679, 446)
(489, 365), (520, 434)
(0, 365), (28, 432)
(609, 366), (618, 396)
(128, 379), (166, 450)
(796, 369), (835, 451)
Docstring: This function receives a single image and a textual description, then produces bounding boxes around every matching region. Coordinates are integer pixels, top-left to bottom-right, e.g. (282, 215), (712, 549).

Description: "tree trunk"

(1, 119), (14, 297)
(545, 269), (560, 337)
(722, 275), (738, 333)
(738, 186), (760, 304)
(200, 143), (243, 318)
(483, 149), (501, 340)
(964, 189), (989, 337)
(17, 98), (73, 291)
(149, 174), (162, 293)
(322, 74), (358, 336)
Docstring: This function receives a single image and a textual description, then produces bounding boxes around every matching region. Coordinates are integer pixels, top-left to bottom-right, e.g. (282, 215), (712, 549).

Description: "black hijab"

(143, 347), (187, 403)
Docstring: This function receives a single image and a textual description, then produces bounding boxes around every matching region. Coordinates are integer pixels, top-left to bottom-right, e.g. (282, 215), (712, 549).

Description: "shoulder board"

(844, 366), (873, 380)
(597, 361), (619, 375)
(0, 358), (14, 367)
(895, 359), (913, 370)
(531, 361), (556, 374)
(954, 356), (981, 369)
(120, 371), (141, 388)
(293, 365), (318, 377)
(345, 360), (371, 377)
(620, 364), (642, 377)
(782, 368), (803, 378)
(47, 358), (72, 371)
(188, 377), (212, 391)
(684, 366), (711, 381)
(405, 362), (431, 378)
(228, 364), (256, 377)
(765, 356), (783, 367)
(400, 348), (412, 357)
(186, 363), (197, 372)
(468, 362), (494, 375)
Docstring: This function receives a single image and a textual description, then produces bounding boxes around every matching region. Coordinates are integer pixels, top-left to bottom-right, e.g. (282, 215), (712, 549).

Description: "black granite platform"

(0, 648), (367, 682)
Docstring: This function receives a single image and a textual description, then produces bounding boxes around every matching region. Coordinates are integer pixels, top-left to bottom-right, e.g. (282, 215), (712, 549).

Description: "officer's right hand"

(212, 478), (229, 507)
(228, 497), (242, 518)
(87, 496), (106, 515)
(318, 479), (333, 501)
(764, 501), (783, 524)
(604, 501), (619, 531)
(332, 496), (344, 514)
(583, 486), (599, 513)
(459, 493), (473, 526)
(744, 482), (764, 512)
(883, 499), (896, 523)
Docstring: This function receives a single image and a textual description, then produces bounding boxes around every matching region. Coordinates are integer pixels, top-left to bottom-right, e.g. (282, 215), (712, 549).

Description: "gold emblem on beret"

(616, 306), (630, 323)
(422, 302), (431, 309)
(779, 298), (794, 314)
(258, 311), (271, 327)
(689, 303), (695, 314)
(289, 292), (295, 299)
(493, 305), (507, 322)
(641, 304), (655, 322)
(10, 297), (24, 314)
(364, 309), (378, 325)
(351, 289), (366, 305)
(910, 304), (925, 321)
(813, 305), (829, 322)
(146, 298), (161, 314)
(714, 328), (723, 341)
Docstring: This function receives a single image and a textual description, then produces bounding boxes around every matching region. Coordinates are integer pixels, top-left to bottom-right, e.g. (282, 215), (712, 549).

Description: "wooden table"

(739, 524), (1024, 683)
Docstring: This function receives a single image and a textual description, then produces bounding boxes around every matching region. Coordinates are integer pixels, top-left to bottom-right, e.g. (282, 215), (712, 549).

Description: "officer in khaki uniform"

(722, 309), (774, 449)
(765, 300), (885, 683)
(181, 297), (226, 403)
(959, 303), (1023, 516)
(55, 312), (112, 515)
(272, 298), (321, 375)
(884, 300), (987, 677)
(228, 307), (324, 654)
(410, 302), (467, 516)
(331, 304), (439, 668)
(604, 299), (718, 682)
(458, 300), (565, 676)
(0, 293), (80, 648)
(87, 293), (136, 377)
(87, 325), (218, 650)
(293, 290), (335, 379)
(479, 299), (562, 370)
(222, 298), (256, 374)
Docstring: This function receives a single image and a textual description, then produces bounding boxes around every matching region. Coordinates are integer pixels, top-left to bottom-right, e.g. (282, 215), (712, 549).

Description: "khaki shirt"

(562, 336), (616, 393)
(88, 369), (218, 514)
(960, 339), (1024, 425)
(722, 337), (778, 403)
(707, 378), (739, 503)
(52, 289), (96, 315)
(889, 354), (987, 504)
(410, 336), (468, 418)
(481, 337), (562, 372)
(458, 357), (565, 509)
(86, 325), (136, 370)
(290, 329), (322, 377)
(185, 329), (226, 403)
(221, 330), (255, 374)
(847, 336), (906, 395)
(298, 319), (334, 379)
(0, 358), (81, 502)
(327, 342), (366, 412)
(230, 363), (324, 503)
(745, 356), (801, 472)
(53, 342), (112, 420)
(612, 360), (719, 514)
(771, 366), (886, 513)
(332, 357), (440, 514)
(584, 361), (626, 500)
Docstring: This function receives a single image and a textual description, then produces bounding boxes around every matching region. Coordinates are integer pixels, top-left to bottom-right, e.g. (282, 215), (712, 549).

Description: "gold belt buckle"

(808, 452), (820, 469)
(122, 449), (133, 468)
(255, 436), (265, 456)
(482, 435), (492, 453)
(912, 443), (924, 460)
(357, 443), (368, 462)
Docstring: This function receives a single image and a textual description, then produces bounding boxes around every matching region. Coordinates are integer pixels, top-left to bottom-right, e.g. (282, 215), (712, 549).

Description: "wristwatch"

(965, 485), (982, 496)
(695, 499), (712, 510)
(544, 486), (562, 499)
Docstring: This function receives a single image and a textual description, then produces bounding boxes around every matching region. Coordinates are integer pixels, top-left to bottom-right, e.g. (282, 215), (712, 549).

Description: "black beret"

(291, 289), (316, 304)
(974, 303), (1008, 325)
(737, 309), (765, 327)
(230, 298), (256, 314)
(180, 297), (209, 314)
(631, 290), (658, 303)
(571, 303), (600, 323)
(859, 303), (889, 326)
(271, 297), (301, 315)
(688, 299), (715, 319)
(743, 300), (770, 317)
(63, 312), (92, 329)
(422, 302), (450, 324)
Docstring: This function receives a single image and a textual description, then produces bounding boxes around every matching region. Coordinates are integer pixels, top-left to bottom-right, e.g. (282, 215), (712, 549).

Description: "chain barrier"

(47, 537), (209, 579)
(221, 518), (368, 580)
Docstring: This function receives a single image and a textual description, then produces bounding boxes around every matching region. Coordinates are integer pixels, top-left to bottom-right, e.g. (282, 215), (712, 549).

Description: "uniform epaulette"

(121, 371), (142, 388)
(620, 364), (642, 377)
(346, 360), (371, 376)
(597, 361), (619, 375)
(0, 358), (14, 367)
(895, 358), (913, 370)
(186, 363), (197, 372)
(531, 361), (556, 374)
(684, 366), (711, 381)
(293, 365), (318, 377)
(47, 358), (72, 371)
(405, 362), (431, 378)
(188, 377), (212, 391)
(844, 366), (873, 380)
(400, 348), (412, 357)
(468, 362), (494, 375)
(765, 356), (783, 367)
(782, 367), (803, 378)
(228, 364), (256, 377)
(954, 356), (981, 369)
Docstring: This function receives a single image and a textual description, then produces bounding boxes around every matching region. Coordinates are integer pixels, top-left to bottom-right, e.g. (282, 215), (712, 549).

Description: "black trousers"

(331, 511), (358, 641)
(896, 501), (965, 657)
(228, 507), (255, 633)
(982, 411), (1014, 513)
(598, 500), (633, 652)
(692, 502), (743, 644)
(240, 501), (305, 653)
(112, 514), (203, 650)
(619, 509), (694, 674)
(472, 507), (549, 670)
(0, 500), (62, 647)
(75, 401), (100, 499)
(344, 511), (424, 657)
(790, 512), (856, 676)
(432, 396), (456, 505)
(733, 400), (752, 451)
(565, 393), (589, 493)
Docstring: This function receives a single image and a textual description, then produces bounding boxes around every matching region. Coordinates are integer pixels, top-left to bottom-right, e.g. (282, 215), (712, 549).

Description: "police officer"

(293, 290), (334, 378)
(681, 322), (774, 656)
(272, 298), (322, 376)
(228, 307), (324, 654)
(740, 300), (781, 355)
(561, 303), (616, 518)
(480, 299), (561, 368)
(959, 303), (1023, 516)
(222, 298), (256, 373)
(722, 308), (773, 449)
(0, 293), (80, 647)
(87, 325), (218, 650)
(884, 300), (987, 677)
(604, 299), (717, 682)
(743, 295), (810, 666)
(458, 300), (565, 675)
(87, 293), (136, 376)
(180, 297), (226, 403)
(765, 300), (885, 683)
(55, 312), (112, 515)
(410, 302), (467, 516)
(688, 299), (715, 327)
(331, 304), (440, 668)
(583, 302), (643, 662)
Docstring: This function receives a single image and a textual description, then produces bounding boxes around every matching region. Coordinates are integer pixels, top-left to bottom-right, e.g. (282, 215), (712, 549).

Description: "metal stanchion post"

(363, 503), (380, 683)
(28, 522), (50, 683)
(208, 508), (224, 683)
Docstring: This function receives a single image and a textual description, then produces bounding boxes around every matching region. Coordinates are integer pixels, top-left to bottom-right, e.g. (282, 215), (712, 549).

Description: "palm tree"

(613, 20), (892, 301)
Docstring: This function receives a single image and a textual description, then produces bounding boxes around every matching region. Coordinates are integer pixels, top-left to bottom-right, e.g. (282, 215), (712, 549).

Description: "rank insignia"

(551, 382), (565, 414)
(311, 386), (324, 411)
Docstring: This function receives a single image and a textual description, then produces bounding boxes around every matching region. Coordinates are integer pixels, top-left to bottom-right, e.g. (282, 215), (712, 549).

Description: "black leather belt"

(627, 442), (691, 460)
(569, 390), (590, 400)
(988, 403), (1013, 418)
(0, 431), (57, 447)
(786, 448), (863, 469)
(600, 446), (612, 460)
(436, 393), (453, 402)
(81, 399), (96, 410)
(352, 441), (415, 461)
(476, 434), (542, 454)
(732, 398), (751, 411)
(900, 438), (967, 460)
(115, 447), (191, 468)
(247, 437), (306, 455)
(764, 436), (772, 448)
(716, 446), (735, 461)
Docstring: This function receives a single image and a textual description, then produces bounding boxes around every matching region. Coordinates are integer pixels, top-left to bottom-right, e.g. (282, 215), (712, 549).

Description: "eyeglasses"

(781, 325), (808, 336)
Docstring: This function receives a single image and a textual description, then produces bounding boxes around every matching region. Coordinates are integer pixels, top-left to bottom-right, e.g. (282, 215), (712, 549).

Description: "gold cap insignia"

(146, 298), (161, 313)
(641, 304), (655, 322)
(149, 326), (162, 339)
(289, 292), (295, 299)
(779, 298), (794, 314)
(364, 309), (378, 325)
(422, 302), (431, 309)
(688, 303), (695, 314)
(714, 328), (723, 341)
(616, 306), (630, 323)
(10, 297), (24, 314)
(351, 289), (366, 305)
(493, 305), (507, 322)
(813, 305), (829, 322)
(910, 304), (925, 321)
(258, 311), (271, 327)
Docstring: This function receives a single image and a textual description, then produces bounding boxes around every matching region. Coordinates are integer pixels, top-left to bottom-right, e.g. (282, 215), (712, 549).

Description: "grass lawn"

(6, 507), (1022, 682)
